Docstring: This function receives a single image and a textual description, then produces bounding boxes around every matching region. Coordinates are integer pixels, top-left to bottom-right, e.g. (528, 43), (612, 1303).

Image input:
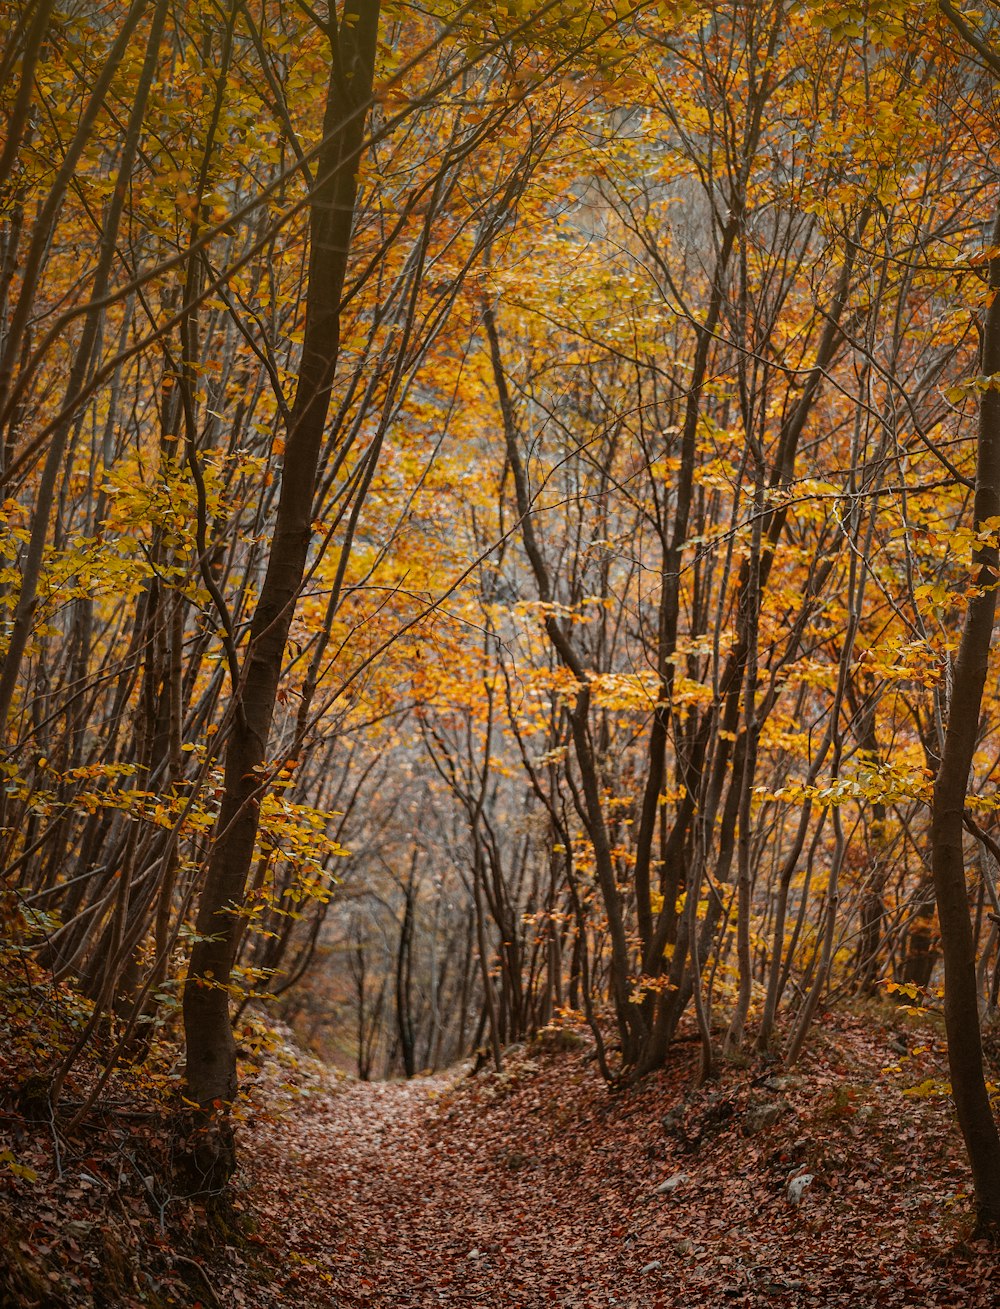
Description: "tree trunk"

(181, 0), (380, 1180)
(395, 854), (418, 1078)
(929, 201), (1000, 1237)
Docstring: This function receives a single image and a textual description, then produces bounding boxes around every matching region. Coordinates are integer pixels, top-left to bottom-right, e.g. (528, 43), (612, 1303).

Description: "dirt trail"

(251, 1074), (576, 1308)
(246, 1031), (999, 1309)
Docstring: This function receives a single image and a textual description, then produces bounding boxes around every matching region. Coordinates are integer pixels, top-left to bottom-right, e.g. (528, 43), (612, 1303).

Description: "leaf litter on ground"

(244, 1007), (999, 1308)
(3, 1006), (999, 1306)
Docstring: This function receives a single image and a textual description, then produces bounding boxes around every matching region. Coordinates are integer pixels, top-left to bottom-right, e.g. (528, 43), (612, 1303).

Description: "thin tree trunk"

(181, 2), (380, 1172)
(928, 200), (1000, 1237)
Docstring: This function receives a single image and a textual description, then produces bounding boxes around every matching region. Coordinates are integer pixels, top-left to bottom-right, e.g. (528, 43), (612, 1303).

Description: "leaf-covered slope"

(245, 1010), (998, 1307)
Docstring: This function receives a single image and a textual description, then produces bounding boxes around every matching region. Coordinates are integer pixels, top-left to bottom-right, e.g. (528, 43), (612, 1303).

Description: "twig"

(173, 1254), (223, 1308)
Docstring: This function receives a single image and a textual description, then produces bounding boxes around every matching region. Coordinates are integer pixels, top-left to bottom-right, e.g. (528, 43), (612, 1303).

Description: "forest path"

(246, 1032), (999, 1309)
(250, 1063), (687, 1308)
(250, 1071), (595, 1308)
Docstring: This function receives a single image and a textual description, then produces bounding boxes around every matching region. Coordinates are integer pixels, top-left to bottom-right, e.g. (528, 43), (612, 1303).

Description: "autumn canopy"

(3, 0), (1000, 1299)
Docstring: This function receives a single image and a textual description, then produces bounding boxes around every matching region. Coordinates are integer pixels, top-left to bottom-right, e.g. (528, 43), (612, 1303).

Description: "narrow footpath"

(244, 1018), (998, 1308)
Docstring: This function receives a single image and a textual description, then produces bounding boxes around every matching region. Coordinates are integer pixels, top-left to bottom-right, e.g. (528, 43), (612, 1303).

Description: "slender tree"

(181, 0), (381, 1179)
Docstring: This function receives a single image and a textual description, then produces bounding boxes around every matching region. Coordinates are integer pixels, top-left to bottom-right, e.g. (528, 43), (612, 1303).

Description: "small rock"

(744, 1098), (789, 1134)
(653, 1171), (689, 1195)
(640, 1260), (663, 1275)
(761, 1073), (803, 1092)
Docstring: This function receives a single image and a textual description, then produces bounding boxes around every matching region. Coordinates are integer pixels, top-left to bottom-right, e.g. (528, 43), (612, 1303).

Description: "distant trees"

(469, 0), (958, 1081)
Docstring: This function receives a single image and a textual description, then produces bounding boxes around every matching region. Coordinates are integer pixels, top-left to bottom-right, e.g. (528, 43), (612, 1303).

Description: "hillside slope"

(247, 1009), (997, 1307)
(3, 1008), (998, 1306)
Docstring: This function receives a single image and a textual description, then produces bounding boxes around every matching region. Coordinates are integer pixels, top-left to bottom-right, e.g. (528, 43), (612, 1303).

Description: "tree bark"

(182, 1), (380, 1162)
(929, 200), (1000, 1236)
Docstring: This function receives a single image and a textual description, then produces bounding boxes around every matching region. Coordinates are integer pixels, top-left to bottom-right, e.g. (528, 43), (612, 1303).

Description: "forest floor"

(242, 1005), (999, 1309)
(3, 1005), (1000, 1307)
